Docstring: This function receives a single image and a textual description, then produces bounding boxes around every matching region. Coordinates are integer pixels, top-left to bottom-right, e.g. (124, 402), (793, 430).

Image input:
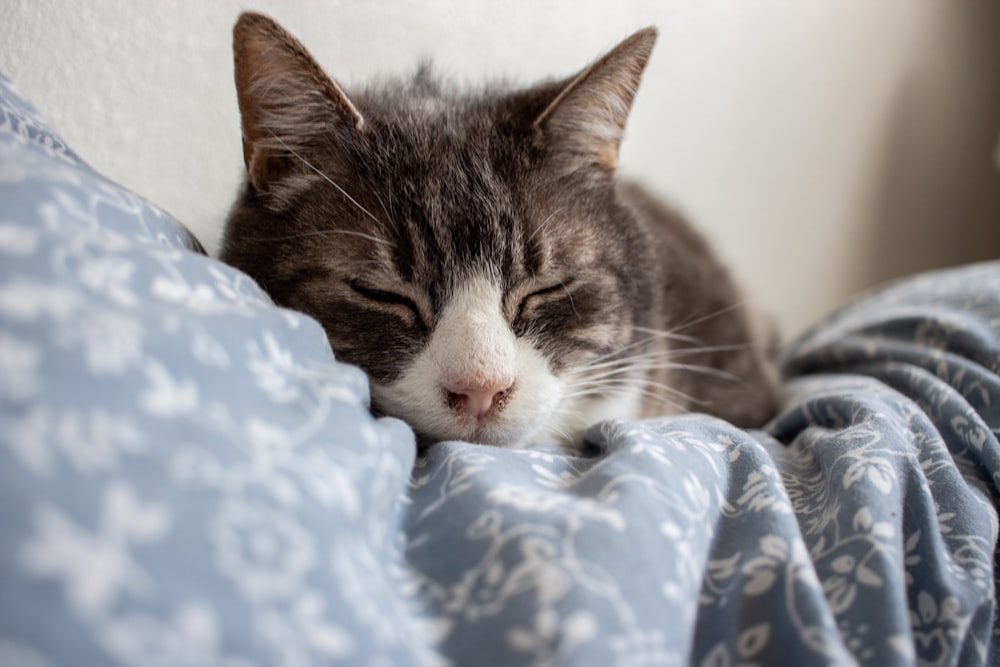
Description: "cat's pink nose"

(445, 382), (513, 420)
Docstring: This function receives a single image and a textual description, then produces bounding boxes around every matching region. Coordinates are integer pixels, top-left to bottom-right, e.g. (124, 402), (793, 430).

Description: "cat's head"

(222, 13), (660, 447)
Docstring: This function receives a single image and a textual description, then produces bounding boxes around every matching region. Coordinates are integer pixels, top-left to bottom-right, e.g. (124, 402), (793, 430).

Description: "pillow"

(3, 70), (998, 666)
(0, 72), (434, 666)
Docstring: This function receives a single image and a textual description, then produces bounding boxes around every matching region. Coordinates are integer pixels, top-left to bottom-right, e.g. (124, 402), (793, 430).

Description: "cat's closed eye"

(516, 278), (575, 322)
(350, 281), (426, 328)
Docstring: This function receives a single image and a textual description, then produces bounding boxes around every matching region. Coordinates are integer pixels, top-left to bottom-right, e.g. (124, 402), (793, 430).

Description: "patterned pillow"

(3, 71), (999, 667)
(0, 73), (432, 665)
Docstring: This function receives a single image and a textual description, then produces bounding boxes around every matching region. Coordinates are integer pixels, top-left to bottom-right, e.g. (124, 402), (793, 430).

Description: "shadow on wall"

(862, 1), (1000, 290)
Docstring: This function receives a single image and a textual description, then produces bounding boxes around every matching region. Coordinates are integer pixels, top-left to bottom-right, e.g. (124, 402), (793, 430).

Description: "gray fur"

(221, 12), (778, 446)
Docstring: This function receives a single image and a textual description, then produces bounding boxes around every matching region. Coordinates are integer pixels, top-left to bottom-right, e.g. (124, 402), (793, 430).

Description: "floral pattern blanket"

(1, 72), (998, 666)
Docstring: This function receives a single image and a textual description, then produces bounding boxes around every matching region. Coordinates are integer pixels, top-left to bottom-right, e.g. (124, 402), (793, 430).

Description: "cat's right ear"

(232, 12), (364, 193)
(532, 28), (657, 180)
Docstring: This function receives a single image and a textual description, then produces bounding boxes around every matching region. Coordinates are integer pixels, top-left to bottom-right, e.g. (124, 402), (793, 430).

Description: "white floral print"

(1, 72), (998, 667)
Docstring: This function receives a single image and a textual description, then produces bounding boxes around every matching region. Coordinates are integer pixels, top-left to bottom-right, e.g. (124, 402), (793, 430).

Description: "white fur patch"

(373, 276), (562, 447)
(372, 275), (653, 448)
(545, 384), (644, 445)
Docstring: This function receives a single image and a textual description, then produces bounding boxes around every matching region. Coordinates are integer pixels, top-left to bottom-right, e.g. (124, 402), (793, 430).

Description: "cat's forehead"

(320, 84), (608, 293)
(360, 100), (506, 161)
(345, 96), (520, 233)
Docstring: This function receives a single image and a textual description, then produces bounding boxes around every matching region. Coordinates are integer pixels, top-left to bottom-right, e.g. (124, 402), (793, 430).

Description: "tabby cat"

(220, 12), (778, 449)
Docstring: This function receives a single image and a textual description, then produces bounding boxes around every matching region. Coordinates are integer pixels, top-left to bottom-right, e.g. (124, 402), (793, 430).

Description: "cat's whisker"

(370, 187), (393, 224)
(560, 277), (579, 318)
(266, 129), (387, 229)
(591, 306), (749, 366)
(635, 391), (706, 414)
(561, 379), (702, 413)
(551, 421), (579, 447)
(526, 208), (565, 246)
(575, 350), (675, 373)
(665, 342), (753, 357)
(575, 342), (752, 376)
(669, 301), (749, 335)
(573, 360), (659, 379)
(663, 362), (742, 383)
(631, 326), (704, 345)
(627, 309), (755, 354)
(577, 337), (661, 368)
(625, 385), (703, 412)
(541, 401), (581, 445)
(245, 228), (394, 246)
(564, 374), (703, 405)
(575, 357), (744, 386)
(577, 328), (715, 368)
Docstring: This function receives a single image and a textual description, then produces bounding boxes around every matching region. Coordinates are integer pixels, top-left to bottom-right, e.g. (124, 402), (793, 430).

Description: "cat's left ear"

(232, 12), (364, 193)
(533, 28), (657, 178)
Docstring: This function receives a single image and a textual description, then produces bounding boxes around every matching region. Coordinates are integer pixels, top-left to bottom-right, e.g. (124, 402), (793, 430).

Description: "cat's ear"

(232, 12), (364, 192)
(532, 28), (657, 178)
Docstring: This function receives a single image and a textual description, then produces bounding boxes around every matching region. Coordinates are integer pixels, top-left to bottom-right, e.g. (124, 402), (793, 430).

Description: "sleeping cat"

(220, 12), (778, 449)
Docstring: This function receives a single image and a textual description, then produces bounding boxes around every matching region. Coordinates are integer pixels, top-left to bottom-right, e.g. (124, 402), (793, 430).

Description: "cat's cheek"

(498, 339), (564, 445)
(546, 381), (648, 446)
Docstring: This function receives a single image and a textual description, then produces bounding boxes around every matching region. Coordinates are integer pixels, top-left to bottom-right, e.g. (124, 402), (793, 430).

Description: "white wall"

(2, 1), (998, 336)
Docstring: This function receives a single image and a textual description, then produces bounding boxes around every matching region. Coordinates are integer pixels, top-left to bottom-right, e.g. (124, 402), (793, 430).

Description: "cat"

(220, 12), (779, 450)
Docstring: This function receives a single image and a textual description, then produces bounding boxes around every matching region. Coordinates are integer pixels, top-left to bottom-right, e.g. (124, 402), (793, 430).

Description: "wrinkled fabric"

(1, 72), (996, 667)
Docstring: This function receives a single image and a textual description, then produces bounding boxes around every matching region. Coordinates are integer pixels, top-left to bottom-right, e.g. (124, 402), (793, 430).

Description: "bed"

(1, 72), (997, 666)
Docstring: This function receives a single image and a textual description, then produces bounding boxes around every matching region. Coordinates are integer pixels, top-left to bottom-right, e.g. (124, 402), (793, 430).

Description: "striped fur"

(221, 12), (778, 449)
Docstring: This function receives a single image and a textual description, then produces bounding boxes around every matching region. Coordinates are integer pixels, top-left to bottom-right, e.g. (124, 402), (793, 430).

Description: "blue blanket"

(1, 72), (997, 666)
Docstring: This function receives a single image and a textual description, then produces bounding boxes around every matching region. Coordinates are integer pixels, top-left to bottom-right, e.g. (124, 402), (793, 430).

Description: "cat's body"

(221, 12), (778, 449)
